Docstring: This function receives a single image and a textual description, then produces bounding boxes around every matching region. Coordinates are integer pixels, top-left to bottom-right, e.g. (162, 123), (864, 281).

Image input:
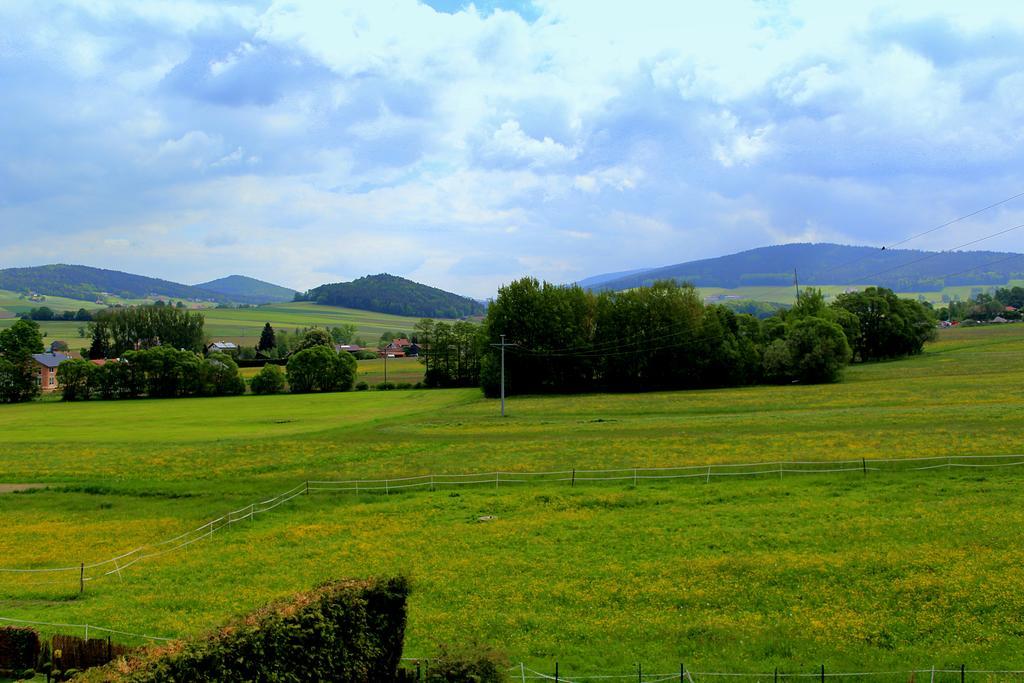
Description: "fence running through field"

(491, 662), (1024, 682)
(2, 454), (1024, 587)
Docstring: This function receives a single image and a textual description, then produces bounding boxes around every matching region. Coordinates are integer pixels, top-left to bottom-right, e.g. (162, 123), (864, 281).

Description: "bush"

(376, 382), (395, 391)
(79, 577), (410, 683)
(200, 352), (246, 397)
(423, 643), (507, 683)
(287, 346), (357, 393)
(355, 381), (369, 391)
(250, 364), (286, 395)
(786, 316), (851, 384)
(396, 382), (413, 390)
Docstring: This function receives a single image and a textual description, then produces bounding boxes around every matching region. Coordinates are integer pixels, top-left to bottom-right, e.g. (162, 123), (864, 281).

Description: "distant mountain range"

(195, 275), (296, 304)
(0, 264), (295, 305)
(581, 243), (1024, 295)
(298, 273), (485, 319)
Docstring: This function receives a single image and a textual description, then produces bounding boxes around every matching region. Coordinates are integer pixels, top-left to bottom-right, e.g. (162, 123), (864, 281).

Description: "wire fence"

(2, 454), (1024, 588)
(405, 661), (1024, 682)
(0, 615), (173, 643)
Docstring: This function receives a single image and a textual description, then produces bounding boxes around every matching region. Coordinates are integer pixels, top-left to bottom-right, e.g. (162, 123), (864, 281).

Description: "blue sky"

(2, 1), (1023, 297)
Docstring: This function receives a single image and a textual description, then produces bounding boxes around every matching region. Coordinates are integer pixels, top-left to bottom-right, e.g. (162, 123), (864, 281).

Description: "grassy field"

(238, 356), (426, 385)
(0, 300), (434, 356)
(1, 325), (1023, 675)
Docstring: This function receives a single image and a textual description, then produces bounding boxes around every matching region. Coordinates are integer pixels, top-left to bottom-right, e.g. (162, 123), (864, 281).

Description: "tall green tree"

(832, 287), (935, 361)
(257, 323), (277, 353)
(785, 316), (852, 383)
(90, 306), (205, 356)
(286, 346), (356, 393)
(56, 359), (97, 401)
(0, 319), (45, 403)
(294, 328), (334, 352)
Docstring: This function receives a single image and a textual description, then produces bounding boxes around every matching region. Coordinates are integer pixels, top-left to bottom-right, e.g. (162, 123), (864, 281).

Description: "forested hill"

(0, 264), (235, 303)
(298, 274), (486, 318)
(587, 243), (1024, 292)
(0, 264), (284, 305)
(195, 275), (296, 303)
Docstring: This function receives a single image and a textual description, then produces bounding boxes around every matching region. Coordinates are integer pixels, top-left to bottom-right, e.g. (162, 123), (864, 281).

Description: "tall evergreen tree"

(257, 323), (277, 353)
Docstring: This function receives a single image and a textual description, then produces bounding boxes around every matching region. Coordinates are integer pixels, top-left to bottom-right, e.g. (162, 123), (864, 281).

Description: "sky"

(2, 1), (1024, 298)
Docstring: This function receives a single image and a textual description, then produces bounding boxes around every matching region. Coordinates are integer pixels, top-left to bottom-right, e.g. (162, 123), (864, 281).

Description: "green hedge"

(0, 626), (39, 670)
(80, 577), (409, 682)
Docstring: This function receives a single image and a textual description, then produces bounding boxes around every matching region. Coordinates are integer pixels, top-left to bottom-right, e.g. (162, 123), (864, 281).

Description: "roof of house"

(335, 344), (364, 352)
(207, 341), (238, 350)
(390, 338), (412, 347)
(31, 352), (72, 369)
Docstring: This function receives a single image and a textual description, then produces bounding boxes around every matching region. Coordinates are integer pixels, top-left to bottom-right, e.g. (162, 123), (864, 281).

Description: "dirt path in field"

(0, 484), (46, 494)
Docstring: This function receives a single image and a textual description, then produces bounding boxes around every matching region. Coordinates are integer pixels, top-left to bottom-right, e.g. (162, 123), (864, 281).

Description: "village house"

(383, 338), (418, 358)
(31, 352), (71, 392)
(205, 341), (239, 356)
(334, 344), (365, 355)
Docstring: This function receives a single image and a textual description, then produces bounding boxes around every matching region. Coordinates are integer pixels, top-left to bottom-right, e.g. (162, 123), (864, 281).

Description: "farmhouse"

(335, 344), (365, 354)
(206, 341), (239, 355)
(383, 338), (418, 357)
(31, 352), (71, 392)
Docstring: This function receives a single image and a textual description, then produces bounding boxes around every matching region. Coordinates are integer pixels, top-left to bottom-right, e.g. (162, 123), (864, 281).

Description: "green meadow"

(1, 325), (1023, 675)
(0, 299), (434, 353)
(199, 302), (431, 347)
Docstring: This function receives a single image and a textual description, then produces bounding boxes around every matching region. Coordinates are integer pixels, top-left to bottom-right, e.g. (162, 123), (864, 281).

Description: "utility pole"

(490, 334), (515, 417)
(793, 268), (801, 305)
(384, 349), (388, 384)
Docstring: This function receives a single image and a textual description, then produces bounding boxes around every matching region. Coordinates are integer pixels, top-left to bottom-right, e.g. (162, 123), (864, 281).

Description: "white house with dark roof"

(31, 352), (72, 393)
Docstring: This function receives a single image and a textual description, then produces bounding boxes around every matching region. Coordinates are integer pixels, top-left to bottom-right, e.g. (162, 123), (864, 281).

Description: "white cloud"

(3, 1), (1024, 297)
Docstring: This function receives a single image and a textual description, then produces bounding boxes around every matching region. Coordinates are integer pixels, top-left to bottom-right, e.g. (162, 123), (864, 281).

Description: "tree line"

(473, 278), (936, 396)
(57, 328), (358, 401)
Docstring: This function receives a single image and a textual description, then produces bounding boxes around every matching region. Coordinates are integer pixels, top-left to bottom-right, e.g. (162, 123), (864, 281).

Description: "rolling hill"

(195, 275), (297, 304)
(298, 273), (485, 318)
(0, 265), (294, 306)
(585, 243), (1024, 294)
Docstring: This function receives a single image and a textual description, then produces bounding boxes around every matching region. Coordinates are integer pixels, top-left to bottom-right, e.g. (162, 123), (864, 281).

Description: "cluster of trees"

(249, 328), (357, 394)
(0, 319), (45, 403)
(20, 307), (93, 322)
(414, 319), (482, 387)
(830, 287), (936, 361)
(938, 286), (1024, 322)
(86, 306), (205, 359)
(246, 323), (368, 360)
(58, 329), (358, 401)
(479, 279), (936, 396)
(297, 273), (485, 318)
(57, 349), (246, 401)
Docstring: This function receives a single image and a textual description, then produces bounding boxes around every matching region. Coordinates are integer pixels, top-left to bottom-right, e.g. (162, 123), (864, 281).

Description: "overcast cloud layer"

(2, 0), (1024, 297)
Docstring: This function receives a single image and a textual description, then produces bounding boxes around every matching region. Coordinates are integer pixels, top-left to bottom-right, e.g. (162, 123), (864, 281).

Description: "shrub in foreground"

(79, 577), (409, 682)
(422, 643), (507, 683)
